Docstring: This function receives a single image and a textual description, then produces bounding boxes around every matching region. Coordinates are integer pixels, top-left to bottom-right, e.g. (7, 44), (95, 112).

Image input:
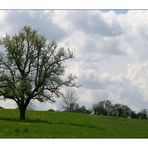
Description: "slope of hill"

(0, 109), (148, 138)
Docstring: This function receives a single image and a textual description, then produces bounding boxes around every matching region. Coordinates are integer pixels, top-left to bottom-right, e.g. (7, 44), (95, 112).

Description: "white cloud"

(0, 10), (8, 36)
(77, 70), (146, 111)
(127, 61), (148, 101)
(0, 100), (17, 109)
(0, 10), (67, 41)
(1, 10), (148, 112)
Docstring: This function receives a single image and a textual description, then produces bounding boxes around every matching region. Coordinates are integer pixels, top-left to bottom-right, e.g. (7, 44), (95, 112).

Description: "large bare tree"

(0, 26), (76, 120)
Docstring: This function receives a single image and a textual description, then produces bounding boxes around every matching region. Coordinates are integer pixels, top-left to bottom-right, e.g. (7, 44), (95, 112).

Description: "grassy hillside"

(0, 109), (148, 138)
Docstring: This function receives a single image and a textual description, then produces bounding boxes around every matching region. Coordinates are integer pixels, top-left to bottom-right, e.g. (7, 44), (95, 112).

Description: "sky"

(0, 10), (148, 112)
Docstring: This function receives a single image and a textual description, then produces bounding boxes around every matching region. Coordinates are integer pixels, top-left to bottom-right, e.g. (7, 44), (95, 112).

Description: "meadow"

(0, 109), (148, 138)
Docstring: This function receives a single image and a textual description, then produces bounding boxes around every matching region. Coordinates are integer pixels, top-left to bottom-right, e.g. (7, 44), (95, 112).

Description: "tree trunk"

(18, 98), (31, 121)
(19, 108), (26, 121)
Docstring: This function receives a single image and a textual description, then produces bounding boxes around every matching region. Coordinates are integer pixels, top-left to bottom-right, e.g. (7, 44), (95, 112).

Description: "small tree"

(121, 105), (132, 118)
(131, 111), (138, 119)
(110, 103), (132, 118)
(92, 102), (104, 115)
(92, 100), (112, 115)
(0, 106), (3, 109)
(61, 89), (78, 112)
(0, 26), (76, 120)
(137, 109), (148, 119)
(77, 105), (90, 114)
(113, 103), (123, 117)
(92, 100), (133, 118)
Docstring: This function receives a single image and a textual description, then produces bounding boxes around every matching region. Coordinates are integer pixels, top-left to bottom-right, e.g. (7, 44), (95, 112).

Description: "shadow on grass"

(0, 117), (104, 131)
(0, 117), (19, 122)
(0, 117), (52, 124)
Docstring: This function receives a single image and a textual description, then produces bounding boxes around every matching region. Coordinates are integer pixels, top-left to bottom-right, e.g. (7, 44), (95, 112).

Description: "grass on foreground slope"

(0, 109), (148, 138)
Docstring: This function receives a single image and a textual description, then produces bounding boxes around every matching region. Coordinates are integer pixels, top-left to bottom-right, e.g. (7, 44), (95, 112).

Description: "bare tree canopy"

(0, 26), (76, 120)
(61, 89), (78, 112)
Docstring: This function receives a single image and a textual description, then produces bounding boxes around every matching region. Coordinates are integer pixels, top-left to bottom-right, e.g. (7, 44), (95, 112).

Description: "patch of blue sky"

(101, 9), (128, 14)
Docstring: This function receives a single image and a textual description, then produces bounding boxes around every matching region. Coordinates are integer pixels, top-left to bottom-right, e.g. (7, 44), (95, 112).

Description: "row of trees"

(61, 89), (148, 119)
(92, 100), (148, 119)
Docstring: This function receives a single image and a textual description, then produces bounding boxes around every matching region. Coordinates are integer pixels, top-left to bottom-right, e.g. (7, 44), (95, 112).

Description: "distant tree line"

(61, 90), (148, 119)
(92, 100), (148, 119)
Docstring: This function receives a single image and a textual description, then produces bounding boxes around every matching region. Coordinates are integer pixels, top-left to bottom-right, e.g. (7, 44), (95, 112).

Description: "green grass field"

(0, 109), (148, 138)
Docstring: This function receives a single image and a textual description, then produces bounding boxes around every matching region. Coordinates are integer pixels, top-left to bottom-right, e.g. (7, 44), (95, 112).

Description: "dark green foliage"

(92, 100), (113, 116)
(92, 100), (145, 119)
(0, 106), (3, 109)
(137, 109), (148, 119)
(75, 105), (90, 114)
(67, 104), (91, 114)
(112, 104), (132, 117)
(48, 109), (55, 112)
(131, 111), (138, 119)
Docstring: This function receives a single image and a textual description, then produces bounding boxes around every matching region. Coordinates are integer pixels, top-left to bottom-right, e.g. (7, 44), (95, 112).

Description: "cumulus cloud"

(1, 10), (148, 112)
(67, 11), (123, 37)
(77, 70), (147, 111)
(0, 10), (67, 41)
